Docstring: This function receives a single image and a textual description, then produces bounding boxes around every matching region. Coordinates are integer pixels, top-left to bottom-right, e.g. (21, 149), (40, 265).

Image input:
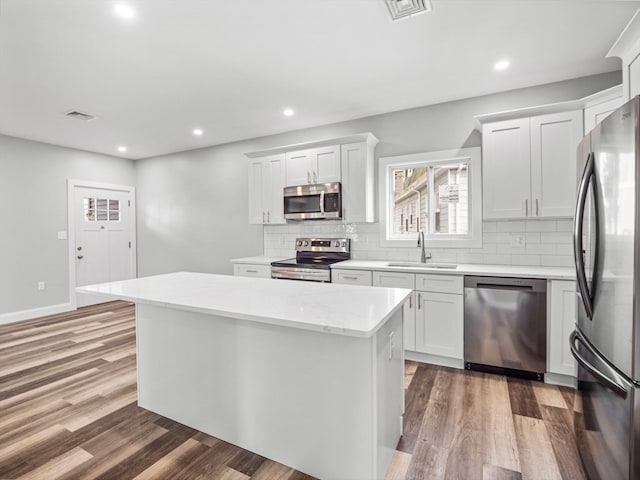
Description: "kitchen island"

(77, 272), (411, 480)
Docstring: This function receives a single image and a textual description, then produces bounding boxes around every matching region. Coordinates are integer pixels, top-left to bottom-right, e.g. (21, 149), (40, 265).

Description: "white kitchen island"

(77, 272), (411, 480)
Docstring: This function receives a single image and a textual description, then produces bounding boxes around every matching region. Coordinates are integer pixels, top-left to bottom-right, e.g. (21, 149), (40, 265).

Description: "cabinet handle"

(343, 276), (358, 280)
(418, 293), (421, 309)
(409, 295), (412, 309)
(313, 171), (317, 183)
(262, 211), (265, 223)
(307, 171), (311, 184)
(525, 199), (528, 216)
(536, 198), (539, 216)
(246, 269), (258, 273)
(267, 211), (270, 223)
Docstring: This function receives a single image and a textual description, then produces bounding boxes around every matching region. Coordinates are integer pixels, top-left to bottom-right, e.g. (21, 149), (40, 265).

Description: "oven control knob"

(303, 241), (309, 246)
(296, 240), (303, 247)
(335, 241), (341, 247)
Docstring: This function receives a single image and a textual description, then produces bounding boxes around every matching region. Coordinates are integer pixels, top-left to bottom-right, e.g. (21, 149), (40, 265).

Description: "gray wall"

(0, 135), (135, 316)
(0, 71), (621, 317)
(136, 71), (620, 276)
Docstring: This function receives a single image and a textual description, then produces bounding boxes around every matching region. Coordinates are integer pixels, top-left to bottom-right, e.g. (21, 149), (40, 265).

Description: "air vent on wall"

(65, 110), (96, 121)
(385, 0), (431, 20)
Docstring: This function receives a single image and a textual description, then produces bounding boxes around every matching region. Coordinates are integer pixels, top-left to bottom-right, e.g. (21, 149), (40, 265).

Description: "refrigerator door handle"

(574, 152), (595, 319)
(570, 330), (629, 398)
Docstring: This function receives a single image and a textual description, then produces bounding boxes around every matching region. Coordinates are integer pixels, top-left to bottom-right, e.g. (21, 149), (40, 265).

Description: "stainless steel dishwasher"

(464, 276), (547, 381)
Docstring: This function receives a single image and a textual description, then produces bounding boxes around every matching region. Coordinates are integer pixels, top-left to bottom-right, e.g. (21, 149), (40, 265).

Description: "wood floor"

(0, 301), (585, 480)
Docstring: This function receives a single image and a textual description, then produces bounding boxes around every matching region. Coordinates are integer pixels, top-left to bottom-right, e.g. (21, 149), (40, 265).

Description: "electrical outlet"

(37, 281), (45, 291)
(510, 234), (526, 247)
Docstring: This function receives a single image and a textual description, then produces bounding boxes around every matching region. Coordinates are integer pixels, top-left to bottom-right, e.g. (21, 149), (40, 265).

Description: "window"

(379, 147), (482, 248)
(84, 197), (120, 222)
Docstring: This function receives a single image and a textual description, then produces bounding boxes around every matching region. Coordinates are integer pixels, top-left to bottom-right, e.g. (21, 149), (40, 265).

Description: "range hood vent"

(385, 0), (431, 20)
(65, 110), (96, 121)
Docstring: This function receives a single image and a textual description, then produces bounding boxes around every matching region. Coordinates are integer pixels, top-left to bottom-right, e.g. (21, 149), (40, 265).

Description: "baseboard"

(0, 302), (75, 326)
(544, 372), (577, 388)
(405, 350), (465, 370)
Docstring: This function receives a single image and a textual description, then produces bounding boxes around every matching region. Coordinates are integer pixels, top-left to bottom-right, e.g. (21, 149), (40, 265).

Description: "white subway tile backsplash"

(525, 220), (557, 232)
(496, 221), (525, 232)
(263, 219), (573, 268)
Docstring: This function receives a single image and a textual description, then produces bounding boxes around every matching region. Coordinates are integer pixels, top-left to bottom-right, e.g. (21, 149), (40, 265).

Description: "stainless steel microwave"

(283, 182), (342, 220)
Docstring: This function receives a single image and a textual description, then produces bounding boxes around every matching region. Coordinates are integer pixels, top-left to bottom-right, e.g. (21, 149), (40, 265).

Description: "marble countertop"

(77, 272), (411, 338)
(331, 260), (576, 280)
(230, 256), (289, 265)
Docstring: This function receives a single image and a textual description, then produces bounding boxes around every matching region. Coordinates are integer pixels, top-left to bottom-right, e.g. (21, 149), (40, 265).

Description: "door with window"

(74, 185), (135, 307)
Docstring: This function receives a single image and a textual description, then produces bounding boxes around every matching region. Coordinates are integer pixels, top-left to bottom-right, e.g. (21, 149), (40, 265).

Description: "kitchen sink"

(386, 261), (458, 269)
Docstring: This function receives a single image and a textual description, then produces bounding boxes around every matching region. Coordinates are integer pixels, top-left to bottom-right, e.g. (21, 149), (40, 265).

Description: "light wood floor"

(0, 301), (585, 479)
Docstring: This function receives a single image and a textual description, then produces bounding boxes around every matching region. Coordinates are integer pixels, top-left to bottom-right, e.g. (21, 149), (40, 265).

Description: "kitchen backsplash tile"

(263, 219), (573, 267)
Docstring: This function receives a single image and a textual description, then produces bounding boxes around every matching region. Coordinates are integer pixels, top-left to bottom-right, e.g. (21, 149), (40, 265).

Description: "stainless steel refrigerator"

(571, 96), (640, 479)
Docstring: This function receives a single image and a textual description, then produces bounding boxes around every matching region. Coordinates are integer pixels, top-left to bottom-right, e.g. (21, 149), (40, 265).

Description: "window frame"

(379, 146), (482, 248)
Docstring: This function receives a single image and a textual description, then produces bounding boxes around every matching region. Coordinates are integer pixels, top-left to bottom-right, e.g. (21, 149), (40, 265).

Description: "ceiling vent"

(65, 110), (96, 121)
(385, 0), (431, 20)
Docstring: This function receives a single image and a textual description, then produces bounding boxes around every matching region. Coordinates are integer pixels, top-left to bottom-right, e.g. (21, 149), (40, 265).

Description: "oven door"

(271, 266), (331, 282)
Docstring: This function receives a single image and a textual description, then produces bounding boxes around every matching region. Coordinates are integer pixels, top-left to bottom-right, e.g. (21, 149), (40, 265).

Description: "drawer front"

(332, 269), (373, 286)
(415, 274), (463, 294)
(234, 264), (272, 278)
(372, 271), (415, 289)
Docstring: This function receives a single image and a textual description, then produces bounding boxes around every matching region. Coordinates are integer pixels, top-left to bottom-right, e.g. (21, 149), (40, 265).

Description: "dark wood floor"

(0, 301), (585, 479)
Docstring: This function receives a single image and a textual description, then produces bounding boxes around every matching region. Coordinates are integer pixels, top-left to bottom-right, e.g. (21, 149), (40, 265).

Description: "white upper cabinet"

(607, 10), (640, 101)
(341, 138), (378, 223)
(583, 85), (625, 134)
(246, 133), (379, 224)
(481, 110), (583, 219)
(248, 154), (286, 225)
(482, 118), (531, 219)
(285, 145), (341, 186)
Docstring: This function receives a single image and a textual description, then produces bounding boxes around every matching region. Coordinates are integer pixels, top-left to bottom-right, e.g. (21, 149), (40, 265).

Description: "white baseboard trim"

(0, 302), (75, 326)
(545, 372), (577, 388)
(405, 350), (465, 370)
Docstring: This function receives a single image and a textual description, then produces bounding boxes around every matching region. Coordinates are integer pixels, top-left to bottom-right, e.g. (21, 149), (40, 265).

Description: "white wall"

(0, 135), (135, 318)
(135, 72), (619, 275)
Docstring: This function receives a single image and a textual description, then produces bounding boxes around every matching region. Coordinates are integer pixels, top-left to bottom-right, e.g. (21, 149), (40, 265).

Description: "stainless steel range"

(271, 237), (350, 282)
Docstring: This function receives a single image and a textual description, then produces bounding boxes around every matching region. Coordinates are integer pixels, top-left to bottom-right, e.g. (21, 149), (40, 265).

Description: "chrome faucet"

(417, 231), (431, 263)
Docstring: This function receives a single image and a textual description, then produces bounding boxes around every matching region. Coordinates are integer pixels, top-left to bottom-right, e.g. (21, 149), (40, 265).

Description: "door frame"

(67, 179), (137, 309)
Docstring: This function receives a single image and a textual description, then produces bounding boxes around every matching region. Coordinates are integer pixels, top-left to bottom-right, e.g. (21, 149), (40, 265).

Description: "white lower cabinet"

(234, 264), (272, 279)
(332, 269), (373, 286)
(372, 271), (416, 352)
(414, 274), (464, 359)
(548, 280), (577, 378)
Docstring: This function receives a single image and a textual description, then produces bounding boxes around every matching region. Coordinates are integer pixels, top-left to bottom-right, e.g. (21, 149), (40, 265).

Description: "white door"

(74, 185), (135, 307)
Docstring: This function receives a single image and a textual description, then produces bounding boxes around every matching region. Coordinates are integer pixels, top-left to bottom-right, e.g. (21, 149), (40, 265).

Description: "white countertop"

(332, 260), (576, 280)
(77, 272), (411, 338)
(230, 256), (289, 265)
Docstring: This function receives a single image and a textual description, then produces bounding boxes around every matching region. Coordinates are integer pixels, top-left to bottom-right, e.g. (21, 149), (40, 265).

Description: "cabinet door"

(331, 269), (372, 286)
(234, 264), (271, 278)
(311, 145), (341, 184)
(584, 96), (625, 133)
(548, 280), (577, 377)
(341, 142), (375, 223)
(248, 159), (265, 224)
(530, 110), (583, 218)
(404, 291), (417, 352)
(415, 292), (463, 359)
(482, 118), (531, 219)
(285, 149), (311, 186)
(265, 154), (286, 224)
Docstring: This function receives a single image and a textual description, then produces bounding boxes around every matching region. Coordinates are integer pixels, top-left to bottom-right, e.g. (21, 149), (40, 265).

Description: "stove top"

(270, 237), (351, 281)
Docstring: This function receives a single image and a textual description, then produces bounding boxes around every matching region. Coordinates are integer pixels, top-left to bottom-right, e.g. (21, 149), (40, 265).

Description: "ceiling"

(1, 0), (639, 160)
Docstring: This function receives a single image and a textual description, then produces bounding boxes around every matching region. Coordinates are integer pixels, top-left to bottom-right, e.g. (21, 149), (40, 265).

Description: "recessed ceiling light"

(114, 4), (135, 20)
(494, 60), (510, 71)
(193, 128), (203, 136)
(283, 108), (294, 117)
(117, 146), (127, 153)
